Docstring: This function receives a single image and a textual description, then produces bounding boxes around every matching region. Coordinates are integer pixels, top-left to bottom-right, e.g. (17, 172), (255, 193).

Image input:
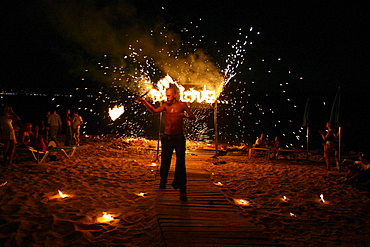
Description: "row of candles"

(214, 181), (328, 217)
(49, 162), (157, 224)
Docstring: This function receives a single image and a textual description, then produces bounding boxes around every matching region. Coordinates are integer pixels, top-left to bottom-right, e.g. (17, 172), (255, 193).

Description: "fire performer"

(136, 87), (196, 201)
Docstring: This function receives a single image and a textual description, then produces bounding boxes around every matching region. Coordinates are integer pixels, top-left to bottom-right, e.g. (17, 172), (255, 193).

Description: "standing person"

(136, 87), (196, 201)
(63, 109), (72, 146)
(48, 109), (62, 146)
(72, 111), (83, 146)
(319, 122), (339, 170)
(41, 110), (50, 145)
(0, 106), (20, 167)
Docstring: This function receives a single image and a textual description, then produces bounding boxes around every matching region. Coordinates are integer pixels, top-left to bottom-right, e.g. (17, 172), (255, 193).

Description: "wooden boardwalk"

(154, 151), (277, 247)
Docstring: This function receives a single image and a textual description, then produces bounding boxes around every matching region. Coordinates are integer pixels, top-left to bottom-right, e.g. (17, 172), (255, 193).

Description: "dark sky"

(2, 1), (368, 92)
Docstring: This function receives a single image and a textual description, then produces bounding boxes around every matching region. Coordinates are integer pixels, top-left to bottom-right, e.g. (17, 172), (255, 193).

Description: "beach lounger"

(43, 146), (77, 162)
(276, 148), (300, 161)
(248, 147), (270, 160)
(16, 146), (49, 164)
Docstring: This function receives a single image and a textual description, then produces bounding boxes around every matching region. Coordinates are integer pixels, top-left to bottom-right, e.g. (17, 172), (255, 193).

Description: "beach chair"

(16, 146), (49, 164)
(44, 141), (77, 161)
(276, 148), (300, 161)
(248, 147), (270, 160)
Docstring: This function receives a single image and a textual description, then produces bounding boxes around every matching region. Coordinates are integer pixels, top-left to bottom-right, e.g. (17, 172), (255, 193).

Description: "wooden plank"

(154, 157), (275, 246)
(164, 235), (273, 246)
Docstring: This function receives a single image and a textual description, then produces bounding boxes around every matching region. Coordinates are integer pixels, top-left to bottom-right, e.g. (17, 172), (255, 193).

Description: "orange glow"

(148, 75), (219, 103)
(233, 198), (250, 206)
(97, 212), (114, 223)
(58, 190), (69, 198)
(320, 194), (325, 203)
(109, 105), (124, 121)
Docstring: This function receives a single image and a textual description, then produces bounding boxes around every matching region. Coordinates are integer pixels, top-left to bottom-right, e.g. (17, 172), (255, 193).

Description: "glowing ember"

(320, 194), (325, 203)
(109, 105), (125, 121)
(290, 212), (297, 217)
(150, 162), (157, 166)
(58, 190), (69, 198)
(137, 192), (147, 197)
(214, 182), (223, 186)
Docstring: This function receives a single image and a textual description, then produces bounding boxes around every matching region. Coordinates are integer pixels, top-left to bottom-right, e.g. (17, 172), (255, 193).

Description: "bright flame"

(281, 196), (288, 202)
(290, 212), (297, 217)
(320, 194), (325, 203)
(97, 212), (114, 223)
(234, 198), (250, 206)
(137, 192), (147, 197)
(214, 182), (223, 186)
(148, 75), (218, 103)
(109, 105), (125, 121)
(58, 190), (69, 198)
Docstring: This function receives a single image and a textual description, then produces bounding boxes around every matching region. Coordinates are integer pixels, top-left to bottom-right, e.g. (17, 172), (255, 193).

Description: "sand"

(1, 137), (369, 246)
(0, 138), (164, 247)
(202, 154), (370, 246)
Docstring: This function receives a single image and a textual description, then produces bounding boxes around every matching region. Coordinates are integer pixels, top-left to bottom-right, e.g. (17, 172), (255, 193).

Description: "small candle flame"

(320, 194), (325, 203)
(234, 198), (250, 206)
(283, 196), (287, 201)
(102, 212), (114, 221)
(97, 212), (115, 223)
(58, 190), (69, 198)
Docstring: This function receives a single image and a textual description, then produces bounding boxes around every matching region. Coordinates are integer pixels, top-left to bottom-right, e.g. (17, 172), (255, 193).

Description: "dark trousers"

(65, 126), (72, 146)
(160, 134), (187, 191)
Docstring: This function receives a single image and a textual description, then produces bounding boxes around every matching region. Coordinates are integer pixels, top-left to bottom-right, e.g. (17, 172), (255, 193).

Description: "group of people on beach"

(255, 123), (370, 189)
(0, 105), (83, 167)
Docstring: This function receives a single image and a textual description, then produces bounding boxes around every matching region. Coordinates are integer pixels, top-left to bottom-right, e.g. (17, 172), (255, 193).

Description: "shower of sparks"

(77, 17), (307, 146)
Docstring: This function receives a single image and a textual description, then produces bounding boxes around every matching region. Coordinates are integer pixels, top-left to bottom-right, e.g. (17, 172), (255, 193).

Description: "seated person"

(254, 133), (268, 148)
(338, 152), (370, 184)
(270, 136), (283, 159)
(19, 123), (47, 152)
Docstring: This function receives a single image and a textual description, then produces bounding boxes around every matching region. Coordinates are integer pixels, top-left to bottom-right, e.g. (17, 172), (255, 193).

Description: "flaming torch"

(109, 105), (125, 121)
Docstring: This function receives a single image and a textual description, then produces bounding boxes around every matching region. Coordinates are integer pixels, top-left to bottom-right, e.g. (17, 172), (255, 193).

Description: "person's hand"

(135, 97), (144, 103)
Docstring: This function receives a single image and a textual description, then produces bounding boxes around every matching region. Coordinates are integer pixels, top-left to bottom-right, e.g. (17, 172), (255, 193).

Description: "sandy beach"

(1, 137), (369, 246)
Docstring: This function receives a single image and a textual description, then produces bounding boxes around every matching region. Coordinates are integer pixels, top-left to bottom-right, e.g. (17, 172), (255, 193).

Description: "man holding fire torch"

(136, 87), (196, 201)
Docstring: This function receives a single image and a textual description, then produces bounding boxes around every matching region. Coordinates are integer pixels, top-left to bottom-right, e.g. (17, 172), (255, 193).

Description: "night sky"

(1, 1), (369, 151)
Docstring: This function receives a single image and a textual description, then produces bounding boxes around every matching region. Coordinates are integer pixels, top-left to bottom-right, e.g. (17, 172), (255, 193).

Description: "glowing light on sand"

(48, 190), (72, 200)
(234, 199), (250, 206)
(98, 212), (114, 223)
(109, 105), (125, 121)
(281, 196), (288, 202)
(320, 194), (325, 203)
(58, 190), (69, 198)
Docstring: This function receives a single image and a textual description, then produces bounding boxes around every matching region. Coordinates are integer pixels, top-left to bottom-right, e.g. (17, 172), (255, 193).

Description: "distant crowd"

(0, 105), (83, 166)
